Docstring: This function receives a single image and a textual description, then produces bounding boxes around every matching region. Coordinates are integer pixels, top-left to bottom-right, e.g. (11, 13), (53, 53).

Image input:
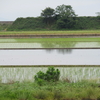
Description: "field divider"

(0, 48), (100, 50)
(0, 34), (100, 38)
(0, 65), (100, 67)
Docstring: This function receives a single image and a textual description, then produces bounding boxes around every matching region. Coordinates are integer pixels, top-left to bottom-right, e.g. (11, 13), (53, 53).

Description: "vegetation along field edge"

(0, 30), (100, 35)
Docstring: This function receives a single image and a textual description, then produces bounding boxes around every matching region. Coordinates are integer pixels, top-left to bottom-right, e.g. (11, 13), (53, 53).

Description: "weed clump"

(34, 67), (60, 85)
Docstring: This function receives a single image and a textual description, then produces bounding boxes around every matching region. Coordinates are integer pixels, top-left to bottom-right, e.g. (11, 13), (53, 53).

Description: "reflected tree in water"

(45, 49), (72, 54)
(37, 41), (77, 54)
(39, 41), (76, 48)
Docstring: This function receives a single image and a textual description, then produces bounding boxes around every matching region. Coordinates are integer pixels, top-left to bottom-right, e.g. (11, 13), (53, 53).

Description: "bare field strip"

(0, 30), (100, 39)
(0, 34), (100, 38)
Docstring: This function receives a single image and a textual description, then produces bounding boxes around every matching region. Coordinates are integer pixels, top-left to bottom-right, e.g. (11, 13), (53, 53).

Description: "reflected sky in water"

(0, 49), (100, 65)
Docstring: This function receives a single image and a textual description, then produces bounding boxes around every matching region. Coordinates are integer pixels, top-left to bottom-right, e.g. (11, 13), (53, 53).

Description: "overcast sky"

(0, 0), (100, 21)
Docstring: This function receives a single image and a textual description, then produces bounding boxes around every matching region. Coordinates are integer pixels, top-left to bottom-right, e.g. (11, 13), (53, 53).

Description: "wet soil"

(0, 34), (100, 38)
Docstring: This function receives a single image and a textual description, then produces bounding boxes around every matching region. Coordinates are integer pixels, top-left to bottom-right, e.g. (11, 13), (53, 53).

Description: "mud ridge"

(0, 34), (100, 38)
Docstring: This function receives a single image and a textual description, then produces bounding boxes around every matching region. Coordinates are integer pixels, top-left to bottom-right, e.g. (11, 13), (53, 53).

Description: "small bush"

(34, 67), (60, 84)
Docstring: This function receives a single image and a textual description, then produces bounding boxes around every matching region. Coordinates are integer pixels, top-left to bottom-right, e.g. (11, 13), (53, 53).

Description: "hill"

(7, 16), (100, 31)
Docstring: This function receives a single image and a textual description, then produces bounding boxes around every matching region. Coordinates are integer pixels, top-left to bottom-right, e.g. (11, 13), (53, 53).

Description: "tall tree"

(55, 4), (77, 18)
(41, 7), (55, 18)
(55, 4), (77, 29)
(41, 7), (55, 26)
(96, 12), (100, 24)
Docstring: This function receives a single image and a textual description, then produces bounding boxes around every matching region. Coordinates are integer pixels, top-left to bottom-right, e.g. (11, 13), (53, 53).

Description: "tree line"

(8, 4), (100, 31)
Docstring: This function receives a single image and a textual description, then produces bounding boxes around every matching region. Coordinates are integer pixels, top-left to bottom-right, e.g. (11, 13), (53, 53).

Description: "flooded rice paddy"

(0, 67), (100, 83)
(0, 38), (100, 83)
(0, 38), (100, 48)
(0, 42), (100, 48)
(0, 49), (100, 65)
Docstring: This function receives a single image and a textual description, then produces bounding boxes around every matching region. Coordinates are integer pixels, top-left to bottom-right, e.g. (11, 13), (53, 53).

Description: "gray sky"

(0, 0), (100, 21)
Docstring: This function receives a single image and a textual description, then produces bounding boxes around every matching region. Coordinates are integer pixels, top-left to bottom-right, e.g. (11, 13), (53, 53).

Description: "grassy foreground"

(0, 30), (100, 35)
(0, 80), (100, 100)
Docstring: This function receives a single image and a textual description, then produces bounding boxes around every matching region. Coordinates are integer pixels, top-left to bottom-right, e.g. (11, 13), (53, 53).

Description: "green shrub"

(34, 67), (60, 84)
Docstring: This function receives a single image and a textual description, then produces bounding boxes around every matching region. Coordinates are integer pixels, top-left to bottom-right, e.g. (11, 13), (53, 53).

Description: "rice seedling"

(0, 30), (100, 35)
(0, 67), (100, 83)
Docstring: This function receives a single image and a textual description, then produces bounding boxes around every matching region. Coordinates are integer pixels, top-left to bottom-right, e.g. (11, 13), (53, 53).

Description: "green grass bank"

(0, 80), (100, 100)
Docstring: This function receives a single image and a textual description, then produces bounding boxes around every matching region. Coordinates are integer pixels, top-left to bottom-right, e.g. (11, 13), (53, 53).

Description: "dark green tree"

(41, 7), (55, 18)
(55, 4), (77, 18)
(56, 19), (66, 29)
(41, 7), (55, 27)
(96, 12), (100, 24)
(55, 4), (77, 29)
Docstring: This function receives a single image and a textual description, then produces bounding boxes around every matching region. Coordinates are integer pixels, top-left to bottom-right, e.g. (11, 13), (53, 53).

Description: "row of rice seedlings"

(59, 67), (100, 82)
(0, 43), (42, 48)
(74, 42), (100, 48)
(0, 67), (100, 83)
(1, 38), (100, 43)
(0, 67), (47, 83)
(0, 39), (17, 43)
(0, 30), (100, 35)
(0, 42), (100, 48)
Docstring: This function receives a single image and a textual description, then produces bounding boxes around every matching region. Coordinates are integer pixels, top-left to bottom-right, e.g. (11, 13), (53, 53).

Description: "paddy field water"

(0, 49), (100, 65)
(0, 38), (100, 48)
(0, 36), (100, 83)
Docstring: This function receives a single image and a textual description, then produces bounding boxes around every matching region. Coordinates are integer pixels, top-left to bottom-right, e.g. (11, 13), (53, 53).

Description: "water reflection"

(0, 49), (100, 65)
(46, 49), (72, 54)
(40, 41), (76, 48)
(0, 42), (100, 48)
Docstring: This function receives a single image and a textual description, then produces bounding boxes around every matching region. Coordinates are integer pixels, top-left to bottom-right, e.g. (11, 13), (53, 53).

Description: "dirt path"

(0, 34), (100, 38)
